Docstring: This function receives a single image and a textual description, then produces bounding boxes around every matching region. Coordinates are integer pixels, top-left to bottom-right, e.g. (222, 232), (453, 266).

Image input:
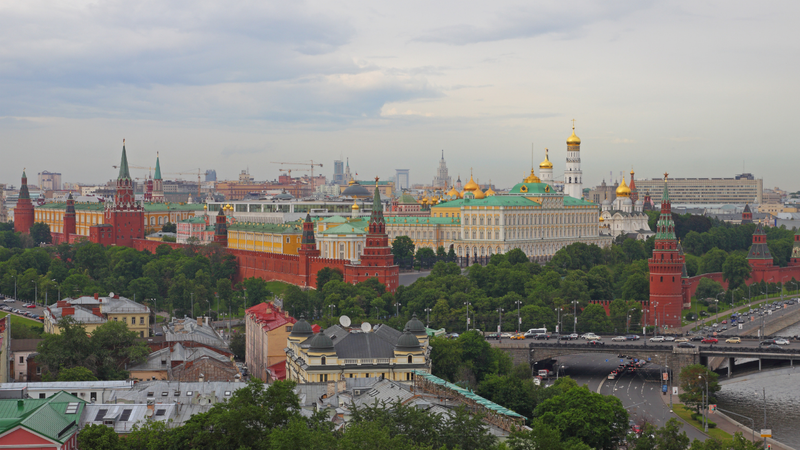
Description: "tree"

(242, 277), (272, 309)
(415, 247), (436, 268)
(230, 332), (245, 360)
(722, 253), (751, 291)
(91, 320), (150, 380)
(678, 364), (720, 414)
(36, 317), (93, 378)
(77, 423), (122, 450)
(694, 278), (723, 303)
(391, 236), (415, 260)
(29, 222), (52, 245)
(161, 222), (177, 233)
(699, 248), (728, 274)
(577, 303), (612, 333)
(58, 366), (98, 381)
(316, 267), (343, 291)
(654, 418), (690, 450)
(534, 384), (628, 450)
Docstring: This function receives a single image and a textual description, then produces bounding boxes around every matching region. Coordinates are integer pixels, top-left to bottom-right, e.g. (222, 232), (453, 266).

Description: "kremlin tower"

(63, 193), (76, 242)
(647, 174), (685, 329)
(791, 229), (800, 266)
(13, 169), (35, 234)
(214, 207), (228, 247)
(152, 153), (165, 203)
(741, 204), (753, 224)
(563, 121), (583, 199)
(104, 140), (145, 247)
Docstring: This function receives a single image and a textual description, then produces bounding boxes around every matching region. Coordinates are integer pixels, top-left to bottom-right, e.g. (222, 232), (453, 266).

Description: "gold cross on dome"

(571, 118), (576, 130)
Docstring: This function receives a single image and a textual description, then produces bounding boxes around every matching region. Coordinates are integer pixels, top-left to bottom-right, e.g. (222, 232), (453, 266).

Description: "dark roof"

(334, 333), (395, 358)
(291, 317), (313, 337)
(373, 324), (402, 343)
(404, 314), (426, 335)
(308, 332), (334, 350)
(342, 182), (371, 198)
(396, 331), (421, 349)
(10, 339), (42, 352)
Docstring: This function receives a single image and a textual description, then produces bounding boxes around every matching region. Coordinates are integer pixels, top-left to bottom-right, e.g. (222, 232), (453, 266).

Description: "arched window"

(321, 356), (326, 365)
(407, 355), (413, 364)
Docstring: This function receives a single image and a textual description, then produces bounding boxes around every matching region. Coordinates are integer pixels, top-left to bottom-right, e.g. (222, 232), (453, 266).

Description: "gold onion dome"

(463, 175), (479, 192)
(485, 186), (496, 196)
(351, 200), (359, 210)
(447, 186), (461, 198)
(616, 176), (631, 197)
(599, 216), (605, 222)
(524, 169), (541, 184)
(473, 186), (485, 199)
(539, 149), (553, 169)
(567, 125), (581, 146)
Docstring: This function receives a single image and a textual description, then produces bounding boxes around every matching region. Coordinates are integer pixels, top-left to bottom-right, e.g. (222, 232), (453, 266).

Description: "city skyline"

(1, 1), (798, 190)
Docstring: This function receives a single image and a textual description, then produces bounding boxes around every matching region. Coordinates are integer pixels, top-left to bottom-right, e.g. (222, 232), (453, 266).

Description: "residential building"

(0, 381), (135, 403)
(43, 293), (151, 337)
(38, 171), (62, 191)
(176, 215), (215, 244)
(0, 392), (84, 450)
(81, 403), (174, 434)
(163, 317), (227, 350)
(285, 315), (429, 384)
(245, 303), (298, 382)
(127, 342), (239, 382)
(9, 339), (42, 382)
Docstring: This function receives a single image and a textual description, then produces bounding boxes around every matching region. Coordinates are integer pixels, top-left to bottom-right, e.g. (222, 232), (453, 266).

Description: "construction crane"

(112, 164), (203, 199)
(279, 168), (310, 178)
(271, 161), (324, 193)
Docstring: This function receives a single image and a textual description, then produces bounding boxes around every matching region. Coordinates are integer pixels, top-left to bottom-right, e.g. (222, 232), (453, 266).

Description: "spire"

(22, 168), (27, 179)
(118, 139), (131, 180)
(655, 173), (676, 241)
(154, 152), (162, 180)
(18, 169), (30, 200)
(369, 177), (385, 229)
(441, 149), (444, 160)
(301, 213), (316, 246)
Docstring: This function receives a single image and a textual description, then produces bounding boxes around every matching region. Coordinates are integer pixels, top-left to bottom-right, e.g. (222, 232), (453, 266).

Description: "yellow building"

(34, 202), (206, 236)
(285, 315), (429, 384)
(226, 222), (304, 255)
(43, 294), (152, 337)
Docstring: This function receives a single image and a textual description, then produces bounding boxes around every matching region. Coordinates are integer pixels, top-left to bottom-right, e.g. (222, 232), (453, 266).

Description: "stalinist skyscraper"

(563, 121), (583, 199)
(432, 150), (451, 189)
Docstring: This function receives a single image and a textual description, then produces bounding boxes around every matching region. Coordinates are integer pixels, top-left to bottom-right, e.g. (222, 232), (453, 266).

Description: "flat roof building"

(633, 176), (763, 205)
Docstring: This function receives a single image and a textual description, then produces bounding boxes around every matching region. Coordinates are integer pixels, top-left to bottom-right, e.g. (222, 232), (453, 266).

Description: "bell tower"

(105, 140), (145, 247)
(563, 120), (583, 199)
(648, 173), (684, 329)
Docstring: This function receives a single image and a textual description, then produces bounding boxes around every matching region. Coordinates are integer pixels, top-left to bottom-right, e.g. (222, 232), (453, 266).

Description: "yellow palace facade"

(35, 202), (206, 236)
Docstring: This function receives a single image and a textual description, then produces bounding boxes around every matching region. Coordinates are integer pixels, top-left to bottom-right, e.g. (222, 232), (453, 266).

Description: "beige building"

(245, 303), (297, 382)
(44, 294), (152, 337)
(285, 315), (429, 384)
(633, 176), (763, 205)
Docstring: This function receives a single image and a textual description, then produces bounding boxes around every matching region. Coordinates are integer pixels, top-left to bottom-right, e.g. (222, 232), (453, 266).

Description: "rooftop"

(0, 391), (85, 444)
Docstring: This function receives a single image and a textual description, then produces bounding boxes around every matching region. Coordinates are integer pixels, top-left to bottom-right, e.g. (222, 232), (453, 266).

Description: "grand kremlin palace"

(34, 201), (206, 236)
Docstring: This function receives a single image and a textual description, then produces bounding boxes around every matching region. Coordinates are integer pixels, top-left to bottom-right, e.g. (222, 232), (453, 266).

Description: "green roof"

(0, 391), (85, 444)
(181, 216), (208, 224)
(321, 223), (367, 235)
(412, 371), (525, 420)
(563, 196), (597, 207)
(118, 144), (131, 180)
(154, 155), (162, 180)
(385, 216), (461, 225)
(35, 202), (206, 212)
(433, 196), (539, 208)
(356, 180), (392, 185)
(228, 222), (302, 234)
(508, 182), (552, 194)
(322, 215), (348, 223)
(398, 193), (418, 203)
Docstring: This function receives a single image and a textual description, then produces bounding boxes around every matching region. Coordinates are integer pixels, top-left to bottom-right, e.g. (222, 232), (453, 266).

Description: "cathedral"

(599, 170), (653, 240)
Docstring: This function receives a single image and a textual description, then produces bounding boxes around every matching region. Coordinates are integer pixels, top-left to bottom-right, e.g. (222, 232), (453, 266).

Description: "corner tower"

(563, 120), (583, 199)
(104, 140), (145, 247)
(13, 169), (35, 233)
(63, 193), (76, 241)
(746, 222), (773, 268)
(648, 173), (684, 329)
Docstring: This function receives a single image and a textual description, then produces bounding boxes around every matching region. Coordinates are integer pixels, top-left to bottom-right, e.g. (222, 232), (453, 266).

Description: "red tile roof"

(267, 360), (287, 381)
(245, 302), (297, 332)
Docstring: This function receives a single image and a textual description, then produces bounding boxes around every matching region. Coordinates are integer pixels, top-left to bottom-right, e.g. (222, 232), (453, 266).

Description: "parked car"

(725, 337), (742, 344)
(677, 342), (696, 348)
(25, 304), (35, 309)
(649, 336), (665, 342)
(612, 336), (627, 342)
(701, 337), (718, 344)
(664, 336), (676, 341)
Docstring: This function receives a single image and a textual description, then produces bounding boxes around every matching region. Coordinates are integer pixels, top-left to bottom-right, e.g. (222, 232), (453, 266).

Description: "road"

(682, 295), (800, 335)
(493, 335), (800, 350)
(549, 353), (709, 442)
(399, 270), (432, 286)
(1, 298), (46, 323)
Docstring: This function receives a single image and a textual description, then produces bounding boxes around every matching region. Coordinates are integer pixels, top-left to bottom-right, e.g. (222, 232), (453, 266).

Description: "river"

(716, 330), (800, 450)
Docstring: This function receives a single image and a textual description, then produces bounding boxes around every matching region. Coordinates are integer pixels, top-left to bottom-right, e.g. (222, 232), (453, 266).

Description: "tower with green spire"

(104, 139), (144, 247)
(152, 152), (165, 203)
(647, 173), (685, 329)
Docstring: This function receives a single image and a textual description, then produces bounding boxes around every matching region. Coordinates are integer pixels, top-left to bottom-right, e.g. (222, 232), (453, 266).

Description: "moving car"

(535, 333), (551, 340)
(582, 333), (600, 340)
(588, 339), (605, 346)
(649, 336), (665, 342)
(510, 333), (525, 340)
(501, 333), (513, 338)
(690, 336), (704, 341)
(677, 342), (696, 348)
(774, 339), (790, 345)
(701, 337), (718, 344)
(612, 336), (627, 342)
(486, 333), (499, 339)
(725, 337), (742, 344)
(675, 337), (689, 342)
(625, 334), (640, 340)
(568, 333), (580, 340)
(766, 344), (782, 350)
(664, 336), (676, 341)
(759, 339), (776, 346)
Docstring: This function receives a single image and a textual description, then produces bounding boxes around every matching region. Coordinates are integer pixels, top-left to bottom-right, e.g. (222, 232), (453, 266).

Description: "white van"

(3, 299), (14, 303)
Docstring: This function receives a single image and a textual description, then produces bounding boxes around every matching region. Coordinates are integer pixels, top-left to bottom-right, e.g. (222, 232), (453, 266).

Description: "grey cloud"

(413, 1), (653, 45)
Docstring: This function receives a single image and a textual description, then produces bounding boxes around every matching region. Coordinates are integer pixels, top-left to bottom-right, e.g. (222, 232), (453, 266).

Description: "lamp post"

(497, 308), (504, 334)
(190, 292), (194, 318)
(716, 292), (724, 321)
(328, 304), (335, 318)
(515, 300), (523, 334)
(554, 307), (562, 334)
(31, 280), (37, 306)
(424, 307), (432, 327)
(395, 301), (401, 318)
(53, 279), (59, 305)
(12, 275), (16, 302)
(464, 302), (471, 331)
(626, 307), (636, 334)
(699, 374), (708, 432)
(653, 302), (659, 337)
(572, 300), (579, 334)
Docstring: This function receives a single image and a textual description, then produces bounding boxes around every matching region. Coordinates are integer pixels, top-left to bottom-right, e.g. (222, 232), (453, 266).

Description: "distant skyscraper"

(343, 158), (352, 184)
(432, 150), (451, 188)
(205, 170), (217, 182)
(38, 171), (62, 191)
(395, 169), (410, 191)
(333, 159), (345, 185)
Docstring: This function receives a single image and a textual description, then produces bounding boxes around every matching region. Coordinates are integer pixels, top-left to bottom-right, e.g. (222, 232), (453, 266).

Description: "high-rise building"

(205, 170), (217, 182)
(563, 122), (583, 200)
(333, 160), (345, 185)
(632, 176), (763, 205)
(38, 171), (62, 191)
(432, 150), (451, 189)
(395, 169), (410, 191)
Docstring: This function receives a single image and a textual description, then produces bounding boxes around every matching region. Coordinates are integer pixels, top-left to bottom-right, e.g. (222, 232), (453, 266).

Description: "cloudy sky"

(1, 0), (798, 191)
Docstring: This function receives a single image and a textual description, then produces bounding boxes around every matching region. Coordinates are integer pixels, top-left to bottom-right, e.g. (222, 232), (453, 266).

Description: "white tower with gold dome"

(539, 148), (554, 184)
(563, 121), (582, 199)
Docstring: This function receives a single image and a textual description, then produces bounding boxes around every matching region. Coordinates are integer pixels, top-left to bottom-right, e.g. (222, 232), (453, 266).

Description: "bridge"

(496, 341), (800, 377)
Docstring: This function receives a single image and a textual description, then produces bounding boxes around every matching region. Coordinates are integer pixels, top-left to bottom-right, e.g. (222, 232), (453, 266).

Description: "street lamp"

(395, 301), (401, 318)
(699, 374), (709, 432)
(497, 308), (504, 334)
(328, 304), (335, 318)
(464, 302), (471, 331)
(626, 307), (637, 334)
(571, 300), (579, 334)
(53, 279), (59, 305)
(31, 280), (37, 306)
(12, 275), (16, 302)
(515, 300), (523, 334)
(554, 307), (562, 334)
(424, 307), (432, 327)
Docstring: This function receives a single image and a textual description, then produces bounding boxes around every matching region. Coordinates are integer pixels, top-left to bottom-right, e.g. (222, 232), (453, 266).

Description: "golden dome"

(616, 176), (631, 197)
(473, 187), (485, 199)
(524, 169), (541, 184)
(351, 200), (359, 210)
(539, 148), (553, 169)
(567, 123), (581, 146)
(463, 175), (479, 191)
(447, 187), (461, 198)
(485, 186), (496, 196)
(348, 178), (355, 185)
(599, 216), (605, 222)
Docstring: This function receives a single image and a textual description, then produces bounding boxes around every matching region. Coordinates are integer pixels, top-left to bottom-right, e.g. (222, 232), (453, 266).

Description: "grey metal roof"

(334, 333), (395, 359)
(127, 343), (231, 372)
(0, 381), (134, 390)
(81, 403), (175, 433)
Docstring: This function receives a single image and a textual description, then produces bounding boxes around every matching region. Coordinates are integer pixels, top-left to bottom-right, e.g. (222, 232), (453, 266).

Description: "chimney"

(92, 307), (102, 317)
(284, 311), (289, 318)
(17, 400), (24, 409)
(94, 293), (99, 300)
(199, 373), (204, 383)
(56, 300), (70, 308)
(62, 307), (75, 316)
(197, 317), (203, 327)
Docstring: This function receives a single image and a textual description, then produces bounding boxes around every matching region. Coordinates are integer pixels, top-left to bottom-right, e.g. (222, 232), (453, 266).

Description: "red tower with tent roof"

(13, 169), (35, 234)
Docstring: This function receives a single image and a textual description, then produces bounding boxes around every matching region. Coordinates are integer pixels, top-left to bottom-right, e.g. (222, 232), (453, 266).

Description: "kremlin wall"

(12, 138), (800, 329)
